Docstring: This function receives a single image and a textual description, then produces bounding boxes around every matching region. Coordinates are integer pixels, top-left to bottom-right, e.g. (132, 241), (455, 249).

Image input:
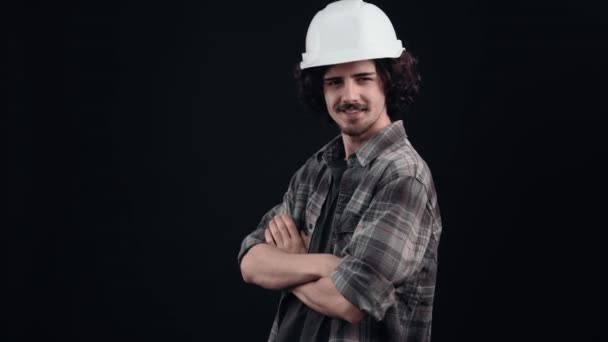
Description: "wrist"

(310, 253), (341, 278)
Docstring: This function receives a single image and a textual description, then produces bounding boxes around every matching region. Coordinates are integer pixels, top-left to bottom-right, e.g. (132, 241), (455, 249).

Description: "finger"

(278, 214), (299, 240)
(300, 230), (310, 249)
(272, 215), (290, 243)
(269, 219), (284, 247)
(265, 228), (275, 245)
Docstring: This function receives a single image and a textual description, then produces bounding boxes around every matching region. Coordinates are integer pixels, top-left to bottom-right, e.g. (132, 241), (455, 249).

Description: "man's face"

(323, 59), (390, 138)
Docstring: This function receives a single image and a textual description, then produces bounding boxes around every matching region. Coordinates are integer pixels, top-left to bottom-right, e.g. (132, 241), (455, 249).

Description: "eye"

(324, 79), (342, 87)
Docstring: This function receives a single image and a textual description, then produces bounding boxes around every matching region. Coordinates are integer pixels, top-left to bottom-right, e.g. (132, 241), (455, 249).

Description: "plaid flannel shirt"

(238, 121), (442, 342)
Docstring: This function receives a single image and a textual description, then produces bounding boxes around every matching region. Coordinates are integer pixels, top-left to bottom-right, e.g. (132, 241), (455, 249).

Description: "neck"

(341, 135), (366, 159)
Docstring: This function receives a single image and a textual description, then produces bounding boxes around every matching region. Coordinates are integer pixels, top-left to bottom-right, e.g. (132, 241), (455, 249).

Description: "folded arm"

(291, 276), (364, 323)
(256, 214), (364, 322)
(240, 243), (340, 290)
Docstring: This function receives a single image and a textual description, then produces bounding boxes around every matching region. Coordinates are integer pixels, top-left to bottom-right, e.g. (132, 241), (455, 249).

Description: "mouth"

(336, 102), (367, 116)
(339, 108), (366, 116)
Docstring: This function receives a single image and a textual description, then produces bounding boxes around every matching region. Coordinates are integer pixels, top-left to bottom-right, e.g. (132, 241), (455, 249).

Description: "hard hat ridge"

(300, 0), (405, 69)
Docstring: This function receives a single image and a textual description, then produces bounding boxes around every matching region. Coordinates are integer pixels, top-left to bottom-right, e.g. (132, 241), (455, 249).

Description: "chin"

(340, 123), (368, 137)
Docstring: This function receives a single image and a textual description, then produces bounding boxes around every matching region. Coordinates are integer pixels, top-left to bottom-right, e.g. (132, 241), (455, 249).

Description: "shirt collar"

(316, 120), (408, 167)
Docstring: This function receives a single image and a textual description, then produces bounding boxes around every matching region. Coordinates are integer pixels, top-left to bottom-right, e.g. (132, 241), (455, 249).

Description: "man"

(238, 1), (442, 341)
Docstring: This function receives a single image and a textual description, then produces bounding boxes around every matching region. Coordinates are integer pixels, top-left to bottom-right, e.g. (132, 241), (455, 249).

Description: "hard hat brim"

(300, 45), (405, 70)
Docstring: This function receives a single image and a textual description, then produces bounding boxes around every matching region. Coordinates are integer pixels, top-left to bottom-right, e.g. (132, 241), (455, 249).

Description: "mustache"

(336, 102), (367, 112)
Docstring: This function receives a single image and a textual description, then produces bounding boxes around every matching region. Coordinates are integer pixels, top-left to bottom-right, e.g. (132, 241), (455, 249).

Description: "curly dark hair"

(293, 50), (421, 123)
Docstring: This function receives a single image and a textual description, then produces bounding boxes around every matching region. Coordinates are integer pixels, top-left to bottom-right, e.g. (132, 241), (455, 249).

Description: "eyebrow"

(352, 72), (376, 77)
(323, 72), (376, 81)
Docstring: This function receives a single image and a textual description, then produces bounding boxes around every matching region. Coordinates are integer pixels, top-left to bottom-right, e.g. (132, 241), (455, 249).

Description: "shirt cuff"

(330, 254), (396, 321)
(237, 235), (265, 264)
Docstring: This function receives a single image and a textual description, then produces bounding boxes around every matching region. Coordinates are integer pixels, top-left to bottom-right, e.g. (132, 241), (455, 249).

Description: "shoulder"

(288, 147), (328, 187)
(373, 138), (434, 189)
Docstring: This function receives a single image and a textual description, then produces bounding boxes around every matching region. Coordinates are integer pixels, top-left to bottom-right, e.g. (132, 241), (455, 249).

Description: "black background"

(6, 0), (607, 341)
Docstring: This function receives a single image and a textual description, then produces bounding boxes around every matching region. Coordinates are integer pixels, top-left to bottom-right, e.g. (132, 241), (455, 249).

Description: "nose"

(342, 79), (359, 102)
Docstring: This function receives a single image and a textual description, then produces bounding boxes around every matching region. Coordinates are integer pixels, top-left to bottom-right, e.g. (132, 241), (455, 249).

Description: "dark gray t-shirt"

(275, 158), (347, 342)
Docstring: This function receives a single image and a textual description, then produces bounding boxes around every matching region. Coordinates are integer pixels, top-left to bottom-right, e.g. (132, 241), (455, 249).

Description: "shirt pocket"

(333, 209), (361, 255)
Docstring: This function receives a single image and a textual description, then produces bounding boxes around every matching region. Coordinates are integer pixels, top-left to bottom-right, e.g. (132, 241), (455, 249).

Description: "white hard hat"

(300, 0), (405, 70)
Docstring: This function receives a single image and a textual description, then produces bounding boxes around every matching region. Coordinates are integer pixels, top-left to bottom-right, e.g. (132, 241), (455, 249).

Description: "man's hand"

(265, 214), (310, 254)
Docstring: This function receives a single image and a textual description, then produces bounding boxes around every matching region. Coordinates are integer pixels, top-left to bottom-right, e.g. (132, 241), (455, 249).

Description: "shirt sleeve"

(330, 175), (434, 321)
(236, 174), (298, 265)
